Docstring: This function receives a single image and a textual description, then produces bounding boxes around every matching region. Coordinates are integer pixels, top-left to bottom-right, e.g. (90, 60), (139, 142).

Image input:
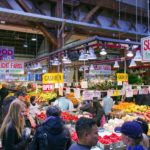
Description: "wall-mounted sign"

(141, 36), (150, 62)
(0, 47), (14, 60)
(89, 65), (111, 75)
(42, 73), (64, 84)
(0, 60), (24, 74)
(117, 73), (128, 82)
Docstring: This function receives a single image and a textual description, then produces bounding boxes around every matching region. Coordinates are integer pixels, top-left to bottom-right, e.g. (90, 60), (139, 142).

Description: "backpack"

(29, 127), (48, 150)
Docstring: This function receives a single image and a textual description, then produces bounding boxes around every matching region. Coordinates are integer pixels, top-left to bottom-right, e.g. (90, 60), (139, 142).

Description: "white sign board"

(0, 60), (24, 74)
(141, 36), (150, 62)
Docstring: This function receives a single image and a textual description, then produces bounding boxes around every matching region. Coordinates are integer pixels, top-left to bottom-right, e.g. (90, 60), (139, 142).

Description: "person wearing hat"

(134, 118), (149, 150)
(29, 105), (71, 150)
(115, 121), (145, 150)
(15, 90), (27, 102)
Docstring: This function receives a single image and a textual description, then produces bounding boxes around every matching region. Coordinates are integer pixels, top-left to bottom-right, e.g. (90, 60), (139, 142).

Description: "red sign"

(42, 84), (54, 91)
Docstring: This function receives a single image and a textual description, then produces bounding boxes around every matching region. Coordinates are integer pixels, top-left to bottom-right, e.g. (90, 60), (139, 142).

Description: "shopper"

(79, 100), (93, 114)
(29, 96), (40, 117)
(115, 121), (145, 150)
(69, 117), (98, 150)
(134, 118), (149, 149)
(29, 105), (71, 150)
(54, 94), (74, 111)
(0, 83), (9, 107)
(0, 100), (31, 150)
(92, 99), (105, 127)
(15, 90), (27, 102)
(25, 101), (36, 128)
(101, 92), (114, 120)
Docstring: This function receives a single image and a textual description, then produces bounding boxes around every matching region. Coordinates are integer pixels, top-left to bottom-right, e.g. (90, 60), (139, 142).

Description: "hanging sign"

(0, 60), (24, 74)
(0, 47), (14, 60)
(42, 84), (54, 91)
(117, 73), (128, 82)
(42, 73), (64, 84)
(141, 36), (150, 62)
(89, 65), (111, 75)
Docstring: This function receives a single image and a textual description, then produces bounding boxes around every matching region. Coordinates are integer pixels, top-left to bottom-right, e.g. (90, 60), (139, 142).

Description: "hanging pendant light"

(52, 58), (61, 66)
(100, 48), (107, 55)
(133, 50), (142, 61)
(79, 50), (88, 61)
(37, 62), (42, 69)
(62, 54), (72, 64)
(89, 64), (94, 70)
(127, 51), (134, 57)
(88, 47), (97, 60)
(113, 61), (119, 68)
(129, 59), (136, 67)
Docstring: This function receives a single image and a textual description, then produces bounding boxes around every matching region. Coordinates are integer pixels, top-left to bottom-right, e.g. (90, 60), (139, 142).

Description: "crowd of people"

(0, 84), (149, 150)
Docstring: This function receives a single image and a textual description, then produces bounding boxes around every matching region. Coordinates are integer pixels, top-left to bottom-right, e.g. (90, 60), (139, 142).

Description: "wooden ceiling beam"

(0, 24), (43, 34)
(82, 3), (102, 22)
(16, 0), (57, 47)
(49, 0), (147, 18)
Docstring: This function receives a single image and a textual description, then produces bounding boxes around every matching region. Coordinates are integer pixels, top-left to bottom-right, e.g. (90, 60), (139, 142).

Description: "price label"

(117, 73), (128, 82)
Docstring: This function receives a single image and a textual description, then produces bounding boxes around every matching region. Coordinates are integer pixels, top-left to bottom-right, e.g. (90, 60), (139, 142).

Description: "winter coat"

(2, 121), (29, 150)
(29, 116), (71, 150)
(0, 87), (8, 106)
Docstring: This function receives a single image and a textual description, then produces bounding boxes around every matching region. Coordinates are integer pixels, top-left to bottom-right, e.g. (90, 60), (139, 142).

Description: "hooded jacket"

(29, 116), (71, 150)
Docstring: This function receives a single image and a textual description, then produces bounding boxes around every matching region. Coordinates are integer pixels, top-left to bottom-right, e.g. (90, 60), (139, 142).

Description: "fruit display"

(28, 91), (57, 102)
(121, 114), (138, 122)
(144, 111), (150, 122)
(103, 118), (124, 132)
(71, 131), (78, 142)
(98, 133), (121, 145)
(35, 111), (46, 121)
(66, 93), (80, 105)
(61, 112), (78, 122)
(113, 102), (149, 114)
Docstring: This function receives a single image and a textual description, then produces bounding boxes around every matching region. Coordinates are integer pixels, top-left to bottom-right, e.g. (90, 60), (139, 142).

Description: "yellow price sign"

(113, 90), (120, 96)
(42, 73), (64, 84)
(117, 73), (128, 82)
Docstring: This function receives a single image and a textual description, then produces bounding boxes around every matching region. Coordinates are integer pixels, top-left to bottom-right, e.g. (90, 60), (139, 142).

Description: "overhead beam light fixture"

(126, 45), (133, 57)
(113, 61), (119, 68)
(133, 50), (142, 61)
(100, 48), (107, 55)
(129, 59), (136, 67)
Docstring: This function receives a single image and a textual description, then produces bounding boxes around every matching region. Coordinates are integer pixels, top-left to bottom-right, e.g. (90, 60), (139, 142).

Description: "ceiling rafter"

(16, 0), (57, 47)
(81, 3), (102, 22)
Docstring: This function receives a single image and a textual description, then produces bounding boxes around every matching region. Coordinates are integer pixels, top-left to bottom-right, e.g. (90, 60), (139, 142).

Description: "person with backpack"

(29, 106), (72, 150)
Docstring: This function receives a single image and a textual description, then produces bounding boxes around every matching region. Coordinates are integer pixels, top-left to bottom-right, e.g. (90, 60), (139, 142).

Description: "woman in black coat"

(0, 99), (31, 150)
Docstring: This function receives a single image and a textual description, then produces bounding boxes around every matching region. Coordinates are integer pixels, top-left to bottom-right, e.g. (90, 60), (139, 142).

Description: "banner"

(0, 47), (14, 60)
(141, 36), (150, 62)
(89, 65), (111, 75)
(117, 73), (128, 82)
(42, 73), (64, 84)
(0, 60), (24, 74)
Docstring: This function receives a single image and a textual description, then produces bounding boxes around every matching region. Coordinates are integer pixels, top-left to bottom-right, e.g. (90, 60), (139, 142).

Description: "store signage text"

(0, 47), (14, 60)
(141, 36), (150, 62)
(0, 61), (24, 74)
(89, 65), (111, 75)
(117, 73), (128, 82)
(42, 73), (64, 84)
(42, 84), (54, 91)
